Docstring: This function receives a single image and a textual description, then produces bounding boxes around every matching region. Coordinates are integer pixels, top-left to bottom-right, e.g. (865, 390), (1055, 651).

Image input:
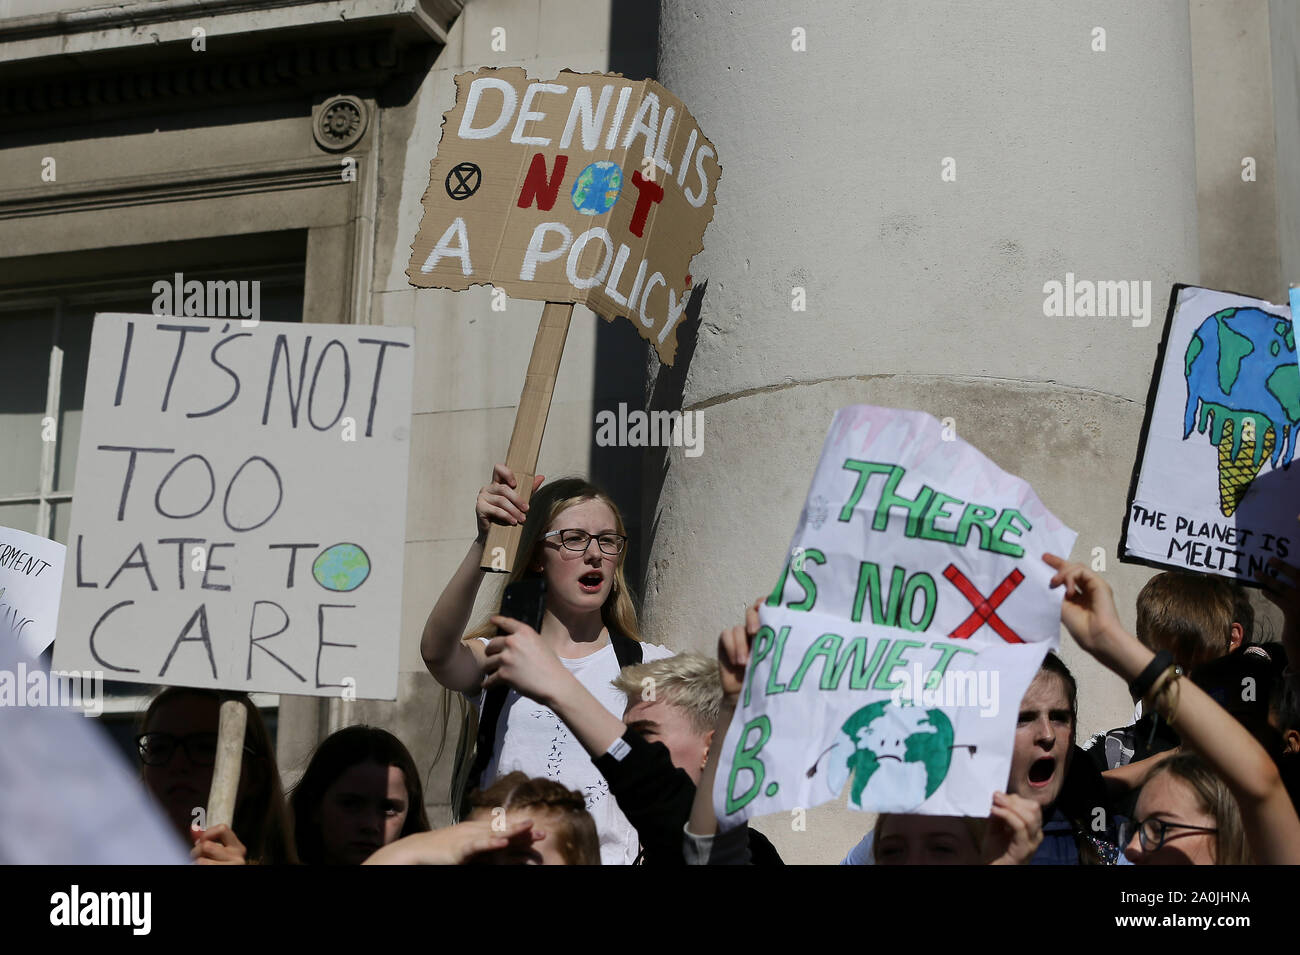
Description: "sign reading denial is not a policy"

(407, 67), (720, 365)
(52, 315), (414, 699)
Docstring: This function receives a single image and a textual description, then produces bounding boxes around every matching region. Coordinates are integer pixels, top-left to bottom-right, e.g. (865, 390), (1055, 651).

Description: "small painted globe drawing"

(825, 701), (954, 812)
(570, 161), (622, 214)
(312, 543), (371, 592)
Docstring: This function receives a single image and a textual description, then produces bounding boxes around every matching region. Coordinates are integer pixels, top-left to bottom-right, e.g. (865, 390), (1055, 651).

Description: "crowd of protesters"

(131, 464), (1300, 865)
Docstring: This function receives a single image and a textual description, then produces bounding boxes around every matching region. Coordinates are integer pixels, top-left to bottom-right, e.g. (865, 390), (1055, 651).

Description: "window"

(0, 271), (305, 540)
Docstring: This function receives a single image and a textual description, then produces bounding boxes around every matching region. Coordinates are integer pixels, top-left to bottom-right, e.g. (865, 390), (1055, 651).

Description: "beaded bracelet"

(1147, 667), (1182, 723)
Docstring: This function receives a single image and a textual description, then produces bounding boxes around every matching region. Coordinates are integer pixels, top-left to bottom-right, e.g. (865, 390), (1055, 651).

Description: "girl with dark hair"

(837, 651), (1120, 865)
(289, 725), (430, 865)
(138, 687), (296, 865)
(1008, 652), (1121, 864)
(421, 464), (673, 865)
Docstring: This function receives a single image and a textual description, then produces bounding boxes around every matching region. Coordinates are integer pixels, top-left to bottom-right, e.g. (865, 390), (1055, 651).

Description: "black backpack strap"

(461, 632), (644, 817)
(610, 631), (644, 669)
(461, 685), (508, 818)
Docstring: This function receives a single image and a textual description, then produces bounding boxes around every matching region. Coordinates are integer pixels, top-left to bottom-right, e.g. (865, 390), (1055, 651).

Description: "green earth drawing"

(312, 543), (371, 592)
(570, 161), (622, 215)
(825, 701), (954, 812)
(1183, 307), (1298, 516)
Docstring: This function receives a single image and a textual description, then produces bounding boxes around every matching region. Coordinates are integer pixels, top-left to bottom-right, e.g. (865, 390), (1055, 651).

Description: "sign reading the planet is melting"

(714, 407), (1077, 827)
(407, 67), (720, 365)
(52, 315), (414, 699)
(1122, 285), (1299, 584)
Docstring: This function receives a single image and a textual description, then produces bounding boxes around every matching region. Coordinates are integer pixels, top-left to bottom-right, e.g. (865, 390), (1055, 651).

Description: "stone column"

(646, 0), (1200, 863)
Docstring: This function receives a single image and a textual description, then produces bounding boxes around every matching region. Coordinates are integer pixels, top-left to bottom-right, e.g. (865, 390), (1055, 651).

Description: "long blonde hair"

(440, 477), (642, 811)
(463, 476), (640, 644)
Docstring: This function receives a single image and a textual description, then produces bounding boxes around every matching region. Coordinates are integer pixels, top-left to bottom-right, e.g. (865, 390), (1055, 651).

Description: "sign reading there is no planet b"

(52, 315), (414, 700)
(714, 407), (1077, 826)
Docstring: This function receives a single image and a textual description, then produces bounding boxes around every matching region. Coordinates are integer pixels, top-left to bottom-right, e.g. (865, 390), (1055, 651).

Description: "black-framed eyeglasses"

(135, 732), (254, 767)
(542, 529), (627, 555)
(1122, 816), (1218, 852)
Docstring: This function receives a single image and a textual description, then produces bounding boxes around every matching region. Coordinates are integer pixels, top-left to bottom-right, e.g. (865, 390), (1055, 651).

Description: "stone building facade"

(1, 0), (1294, 863)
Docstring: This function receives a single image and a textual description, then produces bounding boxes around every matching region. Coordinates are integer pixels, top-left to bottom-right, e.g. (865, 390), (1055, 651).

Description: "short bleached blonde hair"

(611, 652), (721, 735)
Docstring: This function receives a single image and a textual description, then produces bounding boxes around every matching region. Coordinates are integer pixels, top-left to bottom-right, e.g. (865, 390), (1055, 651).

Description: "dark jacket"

(1085, 643), (1288, 822)
(593, 729), (783, 865)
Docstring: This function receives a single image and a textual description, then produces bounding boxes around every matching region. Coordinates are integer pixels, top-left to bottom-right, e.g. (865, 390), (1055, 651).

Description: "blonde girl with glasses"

(421, 464), (673, 865)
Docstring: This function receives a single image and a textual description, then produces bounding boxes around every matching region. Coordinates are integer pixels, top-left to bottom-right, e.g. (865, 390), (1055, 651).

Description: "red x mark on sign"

(943, 564), (1025, 643)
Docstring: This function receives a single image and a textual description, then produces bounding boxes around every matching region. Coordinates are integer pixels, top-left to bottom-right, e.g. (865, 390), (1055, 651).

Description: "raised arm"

(363, 818), (539, 865)
(688, 599), (761, 839)
(1045, 554), (1300, 865)
(420, 464), (543, 694)
(1102, 747), (1179, 797)
(480, 616), (625, 756)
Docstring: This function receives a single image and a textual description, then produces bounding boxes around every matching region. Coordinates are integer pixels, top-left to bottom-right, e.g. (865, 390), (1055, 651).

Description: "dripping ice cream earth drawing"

(1183, 306), (1298, 516)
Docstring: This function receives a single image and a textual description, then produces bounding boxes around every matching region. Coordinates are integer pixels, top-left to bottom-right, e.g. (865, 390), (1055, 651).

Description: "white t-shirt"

(473, 638), (674, 866)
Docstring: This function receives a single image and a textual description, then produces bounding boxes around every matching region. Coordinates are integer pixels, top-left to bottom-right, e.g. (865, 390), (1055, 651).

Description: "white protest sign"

(52, 314), (414, 700)
(714, 406), (1076, 826)
(0, 526), (65, 658)
(1123, 285), (1298, 582)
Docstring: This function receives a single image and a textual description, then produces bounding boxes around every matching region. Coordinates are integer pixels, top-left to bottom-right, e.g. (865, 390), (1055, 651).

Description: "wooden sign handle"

(205, 699), (247, 830)
(482, 301), (574, 573)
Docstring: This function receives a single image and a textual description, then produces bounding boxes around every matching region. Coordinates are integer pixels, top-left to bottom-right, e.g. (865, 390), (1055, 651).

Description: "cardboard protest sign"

(1121, 285), (1299, 584)
(0, 526), (65, 658)
(714, 406), (1077, 826)
(407, 67), (720, 366)
(52, 314), (414, 699)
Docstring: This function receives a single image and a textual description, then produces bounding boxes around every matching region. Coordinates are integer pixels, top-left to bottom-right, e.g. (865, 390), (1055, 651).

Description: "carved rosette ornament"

(313, 95), (367, 151)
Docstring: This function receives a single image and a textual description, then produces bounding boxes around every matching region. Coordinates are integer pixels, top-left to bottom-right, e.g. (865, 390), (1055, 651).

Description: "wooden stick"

(206, 699), (247, 830)
(482, 301), (573, 573)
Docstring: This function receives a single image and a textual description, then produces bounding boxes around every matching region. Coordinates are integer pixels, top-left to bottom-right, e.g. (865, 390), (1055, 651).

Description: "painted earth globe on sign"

(1183, 306), (1299, 516)
(312, 543), (371, 592)
(570, 161), (622, 214)
(825, 701), (954, 812)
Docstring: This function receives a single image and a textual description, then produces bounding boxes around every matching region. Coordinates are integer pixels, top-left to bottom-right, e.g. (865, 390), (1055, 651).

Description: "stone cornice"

(0, 31), (413, 131)
(0, 1), (462, 131)
(3, 30), (392, 105)
(0, 155), (347, 221)
(0, 0), (463, 53)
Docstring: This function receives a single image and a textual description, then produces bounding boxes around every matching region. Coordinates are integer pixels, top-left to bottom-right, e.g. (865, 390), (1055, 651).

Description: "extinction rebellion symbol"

(445, 162), (482, 200)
